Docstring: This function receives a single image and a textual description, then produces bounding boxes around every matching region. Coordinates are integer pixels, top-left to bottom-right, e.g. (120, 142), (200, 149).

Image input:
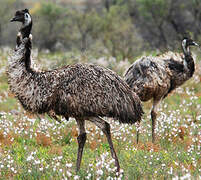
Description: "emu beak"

(10, 18), (15, 22)
(192, 41), (199, 47)
(10, 16), (21, 22)
(10, 17), (17, 22)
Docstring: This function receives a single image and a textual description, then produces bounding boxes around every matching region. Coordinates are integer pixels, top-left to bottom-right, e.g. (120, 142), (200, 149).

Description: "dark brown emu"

(124, 38), (199, 143)
(8, 9), (143, 172)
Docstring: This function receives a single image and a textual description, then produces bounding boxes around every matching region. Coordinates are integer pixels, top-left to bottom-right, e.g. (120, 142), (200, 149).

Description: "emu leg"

(137, 130), (139, 144)
(64, 115), (69, 121)
(88, 117), (120, 172)
(151, 99), (160, 143)
(76, 119), (86, 172)
(151, 110), (157, 143)
(136, 122), (140, 144)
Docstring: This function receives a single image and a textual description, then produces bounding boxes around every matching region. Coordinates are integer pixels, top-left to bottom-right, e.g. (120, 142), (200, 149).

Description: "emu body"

(124, 38), (199, 143)
(8, 47), (142, 123)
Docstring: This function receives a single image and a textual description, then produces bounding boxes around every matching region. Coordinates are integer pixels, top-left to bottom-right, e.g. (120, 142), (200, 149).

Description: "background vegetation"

(0, 0), (200, 179)
(0, 0), (201, 60)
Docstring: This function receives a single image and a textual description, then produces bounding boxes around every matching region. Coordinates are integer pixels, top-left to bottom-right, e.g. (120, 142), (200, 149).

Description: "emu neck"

(184, 54), (195, 78)
(182, 44), (190, 56)
(20, 22), (33, 73)
(20, 22), (32, 38)
(24, 38), (33, 73)
(182, 45), (195, 77)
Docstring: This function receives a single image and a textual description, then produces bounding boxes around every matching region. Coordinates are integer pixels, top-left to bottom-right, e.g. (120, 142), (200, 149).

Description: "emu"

(8, 9), (143, 172)
(124, 37), (199, 143)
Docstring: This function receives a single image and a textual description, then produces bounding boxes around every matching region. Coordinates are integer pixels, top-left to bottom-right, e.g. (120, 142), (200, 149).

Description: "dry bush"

(0, 131), (14, 146)
(137, 142), (161, 152)
(36, 132), (52, 147)
(49, 145), (63, 155)
(71, 125), (78, 138)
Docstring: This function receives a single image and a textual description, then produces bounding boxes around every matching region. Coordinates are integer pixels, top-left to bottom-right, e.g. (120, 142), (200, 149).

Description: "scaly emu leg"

(76, 119), (86, 172)
(151, 99), (161, 143)
(88, 117), (120, 172)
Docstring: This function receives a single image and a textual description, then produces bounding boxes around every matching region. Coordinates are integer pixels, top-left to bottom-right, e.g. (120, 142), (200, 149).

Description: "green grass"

(0, 50), (200, 179)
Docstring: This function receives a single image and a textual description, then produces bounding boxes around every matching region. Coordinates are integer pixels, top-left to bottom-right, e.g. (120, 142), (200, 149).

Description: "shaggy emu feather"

(8, 9), (143, 172)
(124, 38), (199, 143)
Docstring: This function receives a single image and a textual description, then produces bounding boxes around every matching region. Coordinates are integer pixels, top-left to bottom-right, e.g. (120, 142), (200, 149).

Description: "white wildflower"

(97, 169), (103, 176)
(74, 175), (79, 180)
(66, 163), (72, 168)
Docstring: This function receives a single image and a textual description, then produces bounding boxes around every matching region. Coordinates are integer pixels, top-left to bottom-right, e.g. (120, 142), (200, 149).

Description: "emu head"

(182, 37), (199, 55)
(182, 37), (199, 49)
(10, 9), (32, 27)
(10, 9), (32, 39)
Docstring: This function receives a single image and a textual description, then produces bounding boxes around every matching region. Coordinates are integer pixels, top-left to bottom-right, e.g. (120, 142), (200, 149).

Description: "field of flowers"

(0, 48), (200, 179)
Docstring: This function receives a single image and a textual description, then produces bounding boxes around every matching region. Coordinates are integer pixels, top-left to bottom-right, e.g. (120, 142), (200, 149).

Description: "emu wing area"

(124, 57), (171, 101)
(52, 64), (143, 124)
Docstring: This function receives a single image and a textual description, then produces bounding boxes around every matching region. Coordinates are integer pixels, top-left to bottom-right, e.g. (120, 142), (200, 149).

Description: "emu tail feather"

(116, 91), (143, 124)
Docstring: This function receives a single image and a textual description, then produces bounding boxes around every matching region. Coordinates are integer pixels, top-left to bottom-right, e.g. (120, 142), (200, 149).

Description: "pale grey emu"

(125, 37), (199, 143)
